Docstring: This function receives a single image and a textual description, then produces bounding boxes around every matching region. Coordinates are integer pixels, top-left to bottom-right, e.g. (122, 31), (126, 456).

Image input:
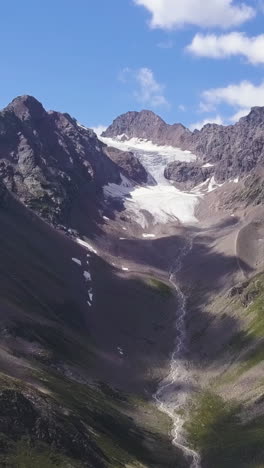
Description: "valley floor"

(1, 175), (264, 468)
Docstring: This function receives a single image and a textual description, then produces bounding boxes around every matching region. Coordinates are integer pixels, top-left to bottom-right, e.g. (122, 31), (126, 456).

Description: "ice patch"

(192, 178), (210, 193)
(202, 162), (214, 168)
(72, 258), (81, 266)
(104, 183), (200, 228)
(83, 271), (91, 281)
(116, 133), (129, 141)
(101, 136), (196, 165)
(122, 227), (127, 231)
(142, 233), (156, 238)
(119, 237), (126, 240)
(103, 216), (110, 221)
(208, 176), (224, 193)
(117, 346), (124, 356)
(77, 238), (98, 254)
(77, 122), (88, 131)
(122, 267), (129, 271)
(102, 136), (201, 228)
(88, 290), (93, 302)
(103, 174), (134, 199)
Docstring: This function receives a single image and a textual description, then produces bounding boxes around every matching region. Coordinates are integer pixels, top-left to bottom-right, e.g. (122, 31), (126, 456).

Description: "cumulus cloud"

(229, 108), (251, 122)
(178, 104), (186, 111)
(118, 67), (131, 83)
(135, 67), (169, 107)
(198, 81), (264, 124)
(189, 115), (224, 131)
(120, 67), (169, 108)
(92, 125), (107, 136)
(187, 32), (264, 64)
(201, 80), (264, 109)
(134, 0), (255, 29)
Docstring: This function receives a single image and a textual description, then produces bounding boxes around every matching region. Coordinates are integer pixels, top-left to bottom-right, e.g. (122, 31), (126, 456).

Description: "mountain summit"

(102, 109), (191, 147)
(0, 96), (148, 228)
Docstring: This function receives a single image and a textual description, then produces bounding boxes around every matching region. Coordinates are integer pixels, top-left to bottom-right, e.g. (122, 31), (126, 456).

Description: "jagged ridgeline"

(0, 96), (264, 467)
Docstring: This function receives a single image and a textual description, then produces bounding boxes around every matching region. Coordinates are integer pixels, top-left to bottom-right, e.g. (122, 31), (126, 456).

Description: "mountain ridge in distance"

(103, 106), (264, 186)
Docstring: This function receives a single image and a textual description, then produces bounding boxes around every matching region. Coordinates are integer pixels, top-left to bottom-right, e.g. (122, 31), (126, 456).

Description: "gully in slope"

(154, 238), (201, 468)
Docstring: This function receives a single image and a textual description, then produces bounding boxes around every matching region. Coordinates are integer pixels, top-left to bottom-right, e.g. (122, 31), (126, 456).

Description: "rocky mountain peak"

(102, 109), (166, 140)
(239, 106), (264, 126)
(5, 95), (46, 122)
(0, 96), (148, 228)
(103, 109), (191, 148)
(165, 106), (264, 187)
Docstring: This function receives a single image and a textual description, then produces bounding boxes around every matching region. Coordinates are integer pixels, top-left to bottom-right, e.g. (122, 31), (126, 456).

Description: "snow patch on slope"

(101, 136), (196, 163)
(76, 238), (98, 254)
(72, 258), (82, 266)
(142, 233), (156, 238)
(208, 176), (224, 193)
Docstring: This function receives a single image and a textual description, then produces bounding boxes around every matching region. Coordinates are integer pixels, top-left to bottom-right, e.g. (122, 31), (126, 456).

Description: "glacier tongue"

(101, 136), (201, 228)
(101, 136), (196, 185)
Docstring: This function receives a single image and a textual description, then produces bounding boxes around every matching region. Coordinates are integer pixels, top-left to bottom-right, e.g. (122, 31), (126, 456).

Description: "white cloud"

(229, 108), (250, 122)
(201, 80), (264, 109)
(187, 32), (264, 64)
(189, 115), (224, 131)
(178, 104), (186, 111)
(118, 67), (131, 83)
(134, 0), (255, 29)
(92, 125), (107, 136)
(198, 101), (216, 113)
(199, 81), (264, 124)
(123, 67), (169, 107)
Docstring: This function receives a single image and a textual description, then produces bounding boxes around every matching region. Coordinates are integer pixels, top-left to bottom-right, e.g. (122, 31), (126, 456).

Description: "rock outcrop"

(164, 161), (214, 190)
(105, 146), (148, 184)
(0, 96), (147, 225)
(102, 110), (192, 148)
(189, 108), (264, 181)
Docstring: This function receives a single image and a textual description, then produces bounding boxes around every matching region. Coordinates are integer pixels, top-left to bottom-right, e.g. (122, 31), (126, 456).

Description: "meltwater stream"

(154, 239), (201, 468)
(100, 136), (201, 464)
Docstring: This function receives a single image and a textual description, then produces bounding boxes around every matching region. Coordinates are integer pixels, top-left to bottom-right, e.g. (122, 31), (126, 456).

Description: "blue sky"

(1, 0), (264, 131)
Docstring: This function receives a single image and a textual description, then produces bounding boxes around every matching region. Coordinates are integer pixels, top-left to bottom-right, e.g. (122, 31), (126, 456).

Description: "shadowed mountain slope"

(0, 182), (188, 468)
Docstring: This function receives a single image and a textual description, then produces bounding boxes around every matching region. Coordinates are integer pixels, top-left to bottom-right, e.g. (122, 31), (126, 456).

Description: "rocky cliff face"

(0, 96), (147, 226)
(164, 161), (214, 190)
(189, 107), (264, 182)
(102, 110), (192, 148)
(104, 107), (264, 186)
(105, 146), (148, 184)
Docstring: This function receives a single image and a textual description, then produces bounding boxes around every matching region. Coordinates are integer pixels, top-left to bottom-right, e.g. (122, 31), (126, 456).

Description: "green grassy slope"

(185, 273), (264, 467)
